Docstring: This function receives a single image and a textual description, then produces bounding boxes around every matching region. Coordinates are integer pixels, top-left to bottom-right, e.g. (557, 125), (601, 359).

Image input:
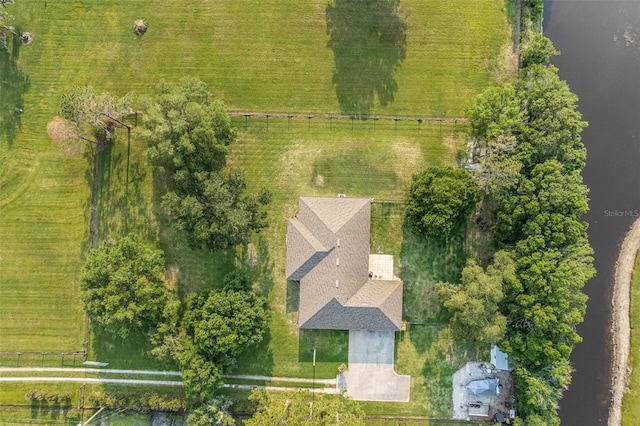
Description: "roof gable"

(287, 196), (403, 332)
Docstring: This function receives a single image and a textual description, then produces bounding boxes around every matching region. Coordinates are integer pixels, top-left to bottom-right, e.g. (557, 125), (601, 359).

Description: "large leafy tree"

(406, 166), (480, 240)
(144, 76), (235, 177)
(245, 389), (365, 426)
(80, 235), (171, 339)
(143, 77), (270, 250)
(437, 251), (514, 347)
(161, 170), (271, 251)
(170, 288), (268, 400)
(184, 289), (269, 365)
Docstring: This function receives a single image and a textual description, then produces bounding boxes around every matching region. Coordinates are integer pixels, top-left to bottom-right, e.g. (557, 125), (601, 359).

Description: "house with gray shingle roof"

(286, 196), (403, 331)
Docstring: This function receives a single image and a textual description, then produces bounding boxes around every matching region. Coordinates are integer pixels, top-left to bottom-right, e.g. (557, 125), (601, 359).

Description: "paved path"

(0, 368), (337, 393)
(0, 377), (183, 386)
(222, 374), (336, 385)
(0, 367), (181, 376)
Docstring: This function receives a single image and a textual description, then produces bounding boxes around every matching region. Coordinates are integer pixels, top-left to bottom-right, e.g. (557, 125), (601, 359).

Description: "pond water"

(544, 1), (640, 424)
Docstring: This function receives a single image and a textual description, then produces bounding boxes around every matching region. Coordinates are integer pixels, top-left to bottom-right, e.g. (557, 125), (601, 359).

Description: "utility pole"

(312, 347), (316, 402)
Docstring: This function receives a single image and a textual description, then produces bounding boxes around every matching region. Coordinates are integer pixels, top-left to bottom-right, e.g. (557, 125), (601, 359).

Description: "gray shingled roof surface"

(286, 196), (403, 331)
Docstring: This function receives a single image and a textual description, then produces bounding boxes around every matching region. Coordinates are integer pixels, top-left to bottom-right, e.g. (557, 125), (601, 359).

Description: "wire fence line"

(228, 111), (468, 123)
(0, 351), (87, 368)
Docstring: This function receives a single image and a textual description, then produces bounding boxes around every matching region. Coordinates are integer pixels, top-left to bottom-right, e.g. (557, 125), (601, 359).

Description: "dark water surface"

(544, 1), (640, 424)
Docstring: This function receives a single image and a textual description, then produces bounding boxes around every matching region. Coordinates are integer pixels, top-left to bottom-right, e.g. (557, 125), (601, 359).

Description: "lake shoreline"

(609, 217), (640, 426)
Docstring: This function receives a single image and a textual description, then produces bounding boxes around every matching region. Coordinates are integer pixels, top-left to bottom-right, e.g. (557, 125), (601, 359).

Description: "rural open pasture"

(0, 0), (511, 420)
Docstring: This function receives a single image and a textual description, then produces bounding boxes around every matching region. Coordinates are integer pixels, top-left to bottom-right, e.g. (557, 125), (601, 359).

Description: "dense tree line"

(468, 34), (594, 424)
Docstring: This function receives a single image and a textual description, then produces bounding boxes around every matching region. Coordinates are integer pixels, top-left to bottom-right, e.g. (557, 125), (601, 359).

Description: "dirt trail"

(609, 217), (640, 426)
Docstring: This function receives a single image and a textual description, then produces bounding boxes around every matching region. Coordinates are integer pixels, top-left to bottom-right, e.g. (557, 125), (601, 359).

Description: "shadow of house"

(326, 0), (406, 117)
(0, 33), (30, 148)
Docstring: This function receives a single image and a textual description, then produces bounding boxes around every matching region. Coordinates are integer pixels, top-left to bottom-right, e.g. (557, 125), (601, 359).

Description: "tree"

(143, 76), (235, 176)
(80, 235), (171, 339)
(520, 32), (558, 68)
(437, 251), (514, 347)
(187, 397), (235, 426)
(222, 268), (253, 292)
(60, 86), (132, 143)
(245, 389), (365, 426)
(405, 166), (480, 240)
(161, 170), (271, 251)
(180, 350), (223, 401)
(183, 289), (269, 365)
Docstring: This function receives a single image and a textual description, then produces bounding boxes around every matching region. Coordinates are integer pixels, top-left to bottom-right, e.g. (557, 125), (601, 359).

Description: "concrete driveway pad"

(338, 330), (411, 402)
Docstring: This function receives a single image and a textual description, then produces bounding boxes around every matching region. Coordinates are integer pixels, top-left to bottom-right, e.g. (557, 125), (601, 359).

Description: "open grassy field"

(1, 0), (511, 419)
(622, 249), (640, 425)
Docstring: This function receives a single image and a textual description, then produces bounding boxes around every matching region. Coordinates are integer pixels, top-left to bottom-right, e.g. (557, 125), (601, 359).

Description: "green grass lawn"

(1, 0), (510, 419)
(622, 249), (640, 425)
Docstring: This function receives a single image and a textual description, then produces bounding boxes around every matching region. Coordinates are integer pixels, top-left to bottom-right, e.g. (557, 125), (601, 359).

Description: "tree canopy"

(245, 389), (365, 426)
(161, 170), (271, 251)
(437, 251), (514, 347)
(187, 397), (235, 426)
(60, 86), (132, 142)
(143, 77), (271, 250)
(183, 289), (269, 364)
(80, 235), (171, 339)
(144, 76), (235, 176)
(155, 287), (269, 400)
(405, 166), (480, 240)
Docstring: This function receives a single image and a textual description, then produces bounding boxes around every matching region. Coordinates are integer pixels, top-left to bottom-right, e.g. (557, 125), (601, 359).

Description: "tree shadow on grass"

(399, 225), (467, 326)
(326, 0), (406, 117)
(241, 236), (275, 297)
(0, 33), (30, 148)
(95, 133), (151, 243)
(233, 328), (275, 376)
(286, 280), (300, 313)
(89, 325), (168, 370)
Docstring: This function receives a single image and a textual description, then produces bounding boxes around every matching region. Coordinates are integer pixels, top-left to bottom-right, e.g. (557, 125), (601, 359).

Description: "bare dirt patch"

(609, 218), (640, 426)
(47, 117), (81, 155)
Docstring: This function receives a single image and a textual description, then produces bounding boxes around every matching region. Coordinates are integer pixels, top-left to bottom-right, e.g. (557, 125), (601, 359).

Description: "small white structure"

(491, 345), (510, 371)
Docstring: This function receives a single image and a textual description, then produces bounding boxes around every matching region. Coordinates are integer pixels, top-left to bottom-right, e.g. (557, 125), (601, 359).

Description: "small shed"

(491, 345), (510, 371)
(467, 378), (500, 395)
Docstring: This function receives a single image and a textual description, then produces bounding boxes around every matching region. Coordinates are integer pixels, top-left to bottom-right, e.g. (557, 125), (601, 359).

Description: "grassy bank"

(622, 249), (640, 424)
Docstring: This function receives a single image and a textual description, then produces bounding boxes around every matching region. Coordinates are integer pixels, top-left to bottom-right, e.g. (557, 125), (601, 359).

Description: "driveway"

(338, 330), (410, 402)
